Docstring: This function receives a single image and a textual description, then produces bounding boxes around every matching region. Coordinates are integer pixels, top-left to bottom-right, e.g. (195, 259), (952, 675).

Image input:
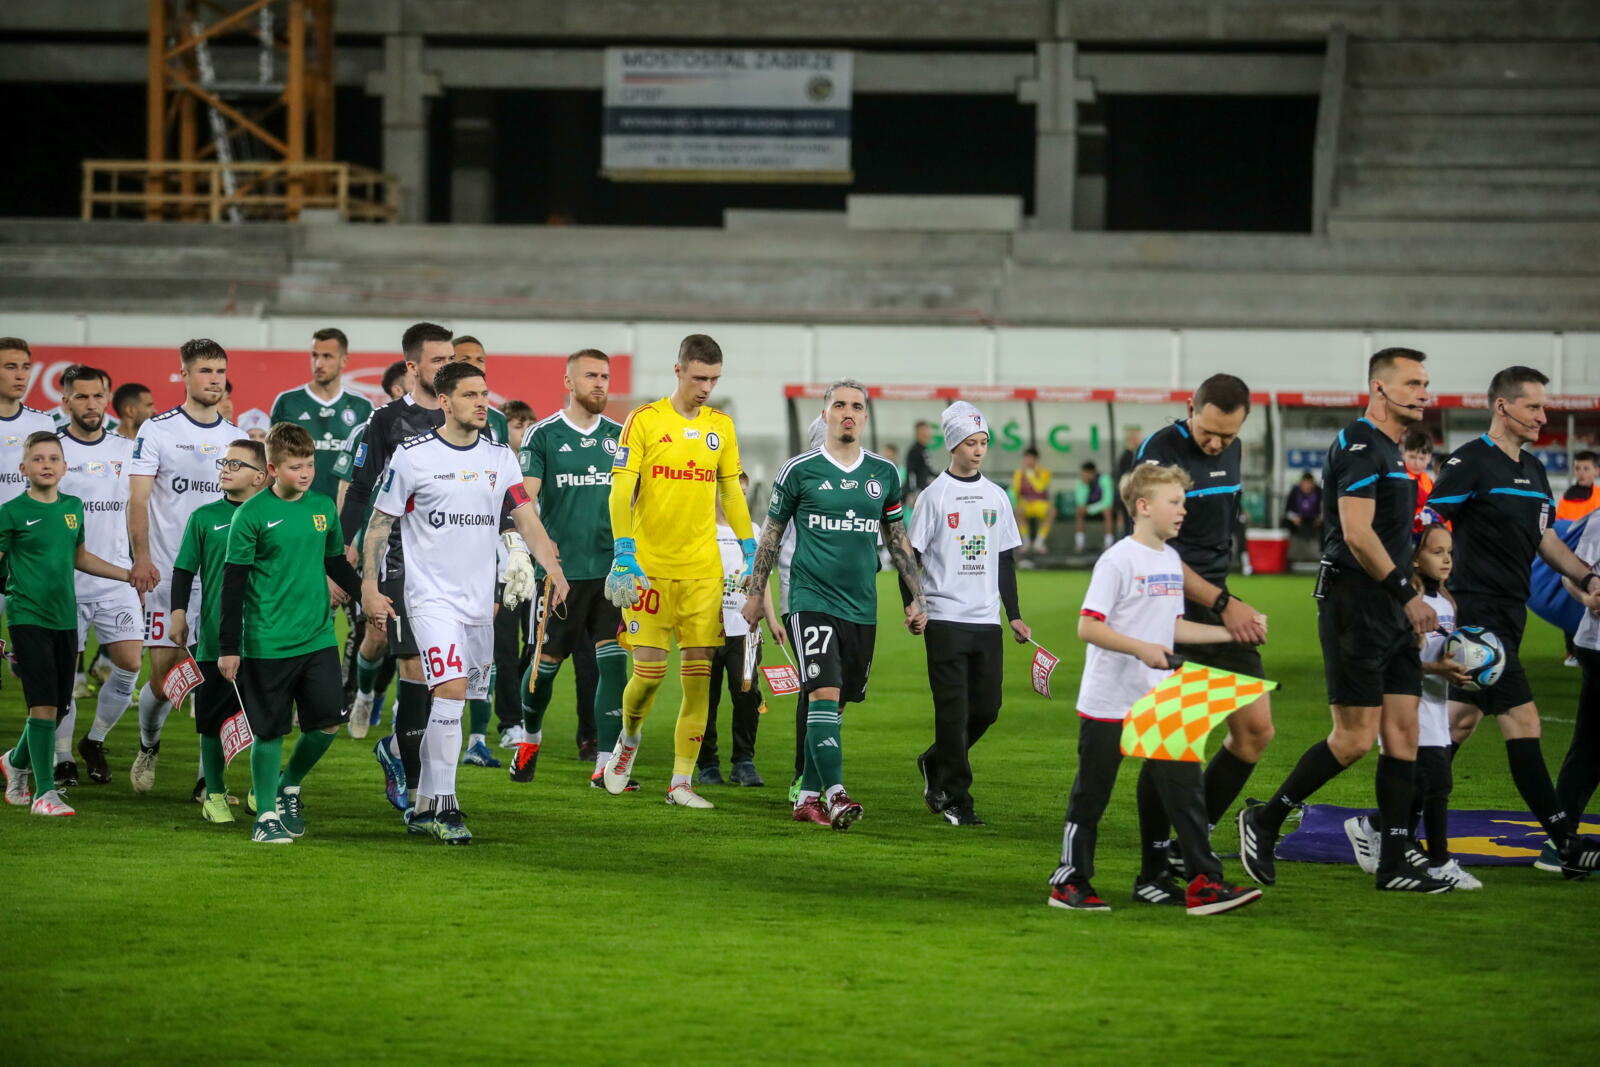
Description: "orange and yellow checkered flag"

(1119, 662), (1278, 762)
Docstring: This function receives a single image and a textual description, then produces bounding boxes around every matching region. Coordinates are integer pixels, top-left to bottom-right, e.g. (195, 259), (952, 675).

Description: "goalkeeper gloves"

(604, 536), (651, 608)
(500, 532), (535, 610)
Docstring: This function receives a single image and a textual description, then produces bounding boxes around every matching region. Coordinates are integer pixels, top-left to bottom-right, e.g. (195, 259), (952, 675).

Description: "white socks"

(137, 682), (172, 748)
(417, 697), (464, 812)
(89, 665), (140, 742)
(55, 704), (77, 762)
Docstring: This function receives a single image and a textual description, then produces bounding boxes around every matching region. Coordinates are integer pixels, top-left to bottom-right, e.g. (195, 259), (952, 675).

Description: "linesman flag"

(1120, 663), (1278, 763)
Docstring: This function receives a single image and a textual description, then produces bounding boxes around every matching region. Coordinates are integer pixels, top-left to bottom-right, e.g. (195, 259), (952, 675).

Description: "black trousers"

(920, 621), (1003, 809)
(493, 599), (527, 732)
(340, 600), (361, 711)
(571, 640), (597, 747)
(1411, 744), (1453, 865)
(1559, 646), (1600, 822)
(1049, 718), (1220, 885)
(701, 635), (761, 767)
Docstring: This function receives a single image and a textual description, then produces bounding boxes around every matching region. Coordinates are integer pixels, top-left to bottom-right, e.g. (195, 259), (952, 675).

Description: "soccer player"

(1133, 374), (1272, 865)
(218, 424), (363, 843)
(340, 322), (454, 814)
(1430, 366), (1600, 879)
(365, 361), (566, 843)
(698, 470), (783, 788)
(111, 382), (154, 441)
(1238, 349), (1455, 893)
(450, 336), (511, 444)
(53, 366), (143, 788)
(907, 402), (1029, 826)
(268, 328), (374, 503)
(503, 400), (535, 449)
(126, 339), (241, 793)
(600, 334), (758, 809)
(782, 414), (827, 797)
(0, 432), (134, 817)
(1012, 447), (1052, 552)
(169, 438), (268, 823)
(740, 377), (928, 830)
(1044, 462), (1260, 915)
(511, 349), (631, 788)
(0, 339), (61, 626)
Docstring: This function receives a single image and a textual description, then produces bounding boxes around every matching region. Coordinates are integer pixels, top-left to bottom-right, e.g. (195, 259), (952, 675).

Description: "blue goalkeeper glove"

(740, 537), (757, 576)
(604, 536), (650, 608)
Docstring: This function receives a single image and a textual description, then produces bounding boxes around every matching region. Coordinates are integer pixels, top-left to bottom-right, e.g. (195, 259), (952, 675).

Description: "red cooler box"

(1245, 529), (1289, 574)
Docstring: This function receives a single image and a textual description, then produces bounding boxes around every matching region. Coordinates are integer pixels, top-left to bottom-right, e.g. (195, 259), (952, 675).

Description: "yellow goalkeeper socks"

(621, 660), (667, 738)
(673, 658), (714, 777)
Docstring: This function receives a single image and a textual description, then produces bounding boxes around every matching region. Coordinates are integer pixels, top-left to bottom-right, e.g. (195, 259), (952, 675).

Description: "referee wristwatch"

(1211, 590), (1232, 616)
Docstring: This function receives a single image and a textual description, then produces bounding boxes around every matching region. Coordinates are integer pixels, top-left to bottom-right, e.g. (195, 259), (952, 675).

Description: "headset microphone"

(1497, 404), (1541, 433)
(1375, 384), (1424, 412)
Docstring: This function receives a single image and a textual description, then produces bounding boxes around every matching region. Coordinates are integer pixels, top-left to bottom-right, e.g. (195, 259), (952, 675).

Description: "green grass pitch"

(3, 571), (1596, 1062)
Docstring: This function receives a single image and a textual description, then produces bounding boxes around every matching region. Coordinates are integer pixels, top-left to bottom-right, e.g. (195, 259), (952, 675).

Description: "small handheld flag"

(741, 627), (761, 693)
(219, 678), (256, 766)
(760, 633), (802, 695)
(1028, 641), (1060, 698)
(1120, 662), (1278, 762)
(161, 654), (204, 704)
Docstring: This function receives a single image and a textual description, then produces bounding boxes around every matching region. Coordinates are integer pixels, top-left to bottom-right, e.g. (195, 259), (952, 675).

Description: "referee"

(1429, 366), (1600, 879)
(1239, 348), (1453, 892)
(1133, 374), (1271, 851)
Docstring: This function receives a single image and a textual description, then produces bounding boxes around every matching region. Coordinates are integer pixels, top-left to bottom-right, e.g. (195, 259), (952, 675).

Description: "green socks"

(594, 643), (629, 755)
(11, 717), (55, 784)
(522, 658), (560, 735)
(468, 698), (491, 737)
(200, 734), (227, 794)
(804, 699), (843, 793)
(281, 729), (336, 789)
(251, 736), (284, 815)
(355, 651), (383, 695)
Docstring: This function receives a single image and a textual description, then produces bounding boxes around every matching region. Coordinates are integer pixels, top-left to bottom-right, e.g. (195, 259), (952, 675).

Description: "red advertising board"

(25, 345), (633, 423)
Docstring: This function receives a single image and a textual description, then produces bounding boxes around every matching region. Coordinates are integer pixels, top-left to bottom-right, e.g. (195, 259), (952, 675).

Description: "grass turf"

(3, 571), (1596, 1063)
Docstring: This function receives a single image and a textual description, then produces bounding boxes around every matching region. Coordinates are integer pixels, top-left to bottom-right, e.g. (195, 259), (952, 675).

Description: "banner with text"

(603, 48), (852, 182)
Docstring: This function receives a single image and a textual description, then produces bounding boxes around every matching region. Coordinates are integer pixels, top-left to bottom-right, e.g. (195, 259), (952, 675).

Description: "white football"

(1444, 627), (1507, 692)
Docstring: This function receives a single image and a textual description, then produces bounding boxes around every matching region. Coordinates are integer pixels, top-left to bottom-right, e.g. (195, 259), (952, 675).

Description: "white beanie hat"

(942, 401), (988, 452)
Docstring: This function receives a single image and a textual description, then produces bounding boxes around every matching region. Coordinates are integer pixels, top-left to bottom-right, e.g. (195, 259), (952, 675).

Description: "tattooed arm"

(360, 510), (398, 629)
(739, 516), (787, 628)
(885, 517), (928, 634)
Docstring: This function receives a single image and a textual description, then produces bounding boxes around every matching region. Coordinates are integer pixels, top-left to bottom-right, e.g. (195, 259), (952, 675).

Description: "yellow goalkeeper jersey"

(611, 396), (744, 580)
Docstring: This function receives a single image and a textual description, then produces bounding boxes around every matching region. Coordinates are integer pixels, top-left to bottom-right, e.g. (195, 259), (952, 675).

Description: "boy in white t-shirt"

(700, 474), (783, 787)
(1046, 463), (1263, 916)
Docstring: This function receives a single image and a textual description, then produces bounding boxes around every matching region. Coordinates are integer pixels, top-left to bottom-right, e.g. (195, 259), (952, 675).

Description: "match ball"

(1444, 626), (1506, 691)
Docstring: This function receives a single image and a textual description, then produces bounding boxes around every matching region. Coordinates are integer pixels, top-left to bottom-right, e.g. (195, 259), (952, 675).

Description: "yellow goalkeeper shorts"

(1020, 500), (1051, 522)
(623, 576), (724, 650)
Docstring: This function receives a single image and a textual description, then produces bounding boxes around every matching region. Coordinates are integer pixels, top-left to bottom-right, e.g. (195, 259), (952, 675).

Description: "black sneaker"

(508, 742), (540, 784)
(54, 760), (79, 789)
(1376, 849), (1455, 893)
(940, 804), (985, 827)
(1131, 876), (1185, 906)
(728, 760), (765, 787)
(191, 776), (206, 803)
(1047, 881), (1111, 912)
(576, 738), (598, 763)
(1186, 873), (1263, 915)
(696, 762), (726, 786)
(78, 736), (111, 784)
(916, 752), (946, 814)
(1236, 802), (1278, 886)
(1557, 835), (1600, 881)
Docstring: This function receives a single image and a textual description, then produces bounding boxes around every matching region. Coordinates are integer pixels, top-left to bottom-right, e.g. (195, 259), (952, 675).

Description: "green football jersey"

(0, 491), (85, 630)
(487, 405), (510, 446)
(173, 495), (243, 662)
(769, 449), (903, 625)
(333, 422), (371, 556)
(519, 411), (621, 580)
(225, 486), (342, 659)
(269, 385), (374, 500)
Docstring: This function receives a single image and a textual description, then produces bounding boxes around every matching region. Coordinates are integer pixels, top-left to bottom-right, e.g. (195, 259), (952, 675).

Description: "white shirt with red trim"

(1076, 537), (1186, 721)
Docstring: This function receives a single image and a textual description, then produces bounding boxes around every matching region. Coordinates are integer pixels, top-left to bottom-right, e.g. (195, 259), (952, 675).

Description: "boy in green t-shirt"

(0, 432), (134, 817)
(169, 438), (269, 824)
(218, 423), (362, 844)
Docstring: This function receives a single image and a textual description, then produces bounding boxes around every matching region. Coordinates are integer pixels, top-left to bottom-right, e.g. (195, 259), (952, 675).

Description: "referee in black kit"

(1428, 366), (1600, 880)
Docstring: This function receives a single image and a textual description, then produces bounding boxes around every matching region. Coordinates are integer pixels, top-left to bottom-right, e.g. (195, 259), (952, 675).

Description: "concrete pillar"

(450, 89), (495, 223)
(1022, 40), (1095, 230)
(365, 35), (440, 223)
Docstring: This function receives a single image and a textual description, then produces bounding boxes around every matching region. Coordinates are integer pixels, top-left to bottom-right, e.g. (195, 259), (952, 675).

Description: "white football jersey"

(59, 429), (135, 601)
(717, 524), (749, 638)
(372, 430), (526, 626)
(1076, 537), (1187, 721)
(129, 407), (241, 574)
(0, 405), (60, 506)
(908, 471), (1023, 626)
(1418, 590), (1454, 749)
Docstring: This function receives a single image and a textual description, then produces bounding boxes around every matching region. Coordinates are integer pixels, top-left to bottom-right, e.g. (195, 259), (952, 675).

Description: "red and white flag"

(219, 679), (256, 765)
(161, 655), (204, 704)
(760, 665), (801, 695)
(1030, 643), (1061, 699)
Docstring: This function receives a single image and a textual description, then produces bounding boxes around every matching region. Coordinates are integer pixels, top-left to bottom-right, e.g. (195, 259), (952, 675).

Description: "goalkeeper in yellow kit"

(601, 334), (757, 809)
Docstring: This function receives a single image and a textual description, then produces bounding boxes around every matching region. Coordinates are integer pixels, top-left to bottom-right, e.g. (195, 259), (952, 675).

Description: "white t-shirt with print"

(907, 470), (1023, 626)
(1076, 537), (1186, 721)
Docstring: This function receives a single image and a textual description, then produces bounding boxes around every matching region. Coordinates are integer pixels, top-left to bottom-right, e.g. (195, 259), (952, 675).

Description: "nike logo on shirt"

(25, 518), (41, 526)
(266, 519), (284, 528)
(213, 523), (231, 531)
